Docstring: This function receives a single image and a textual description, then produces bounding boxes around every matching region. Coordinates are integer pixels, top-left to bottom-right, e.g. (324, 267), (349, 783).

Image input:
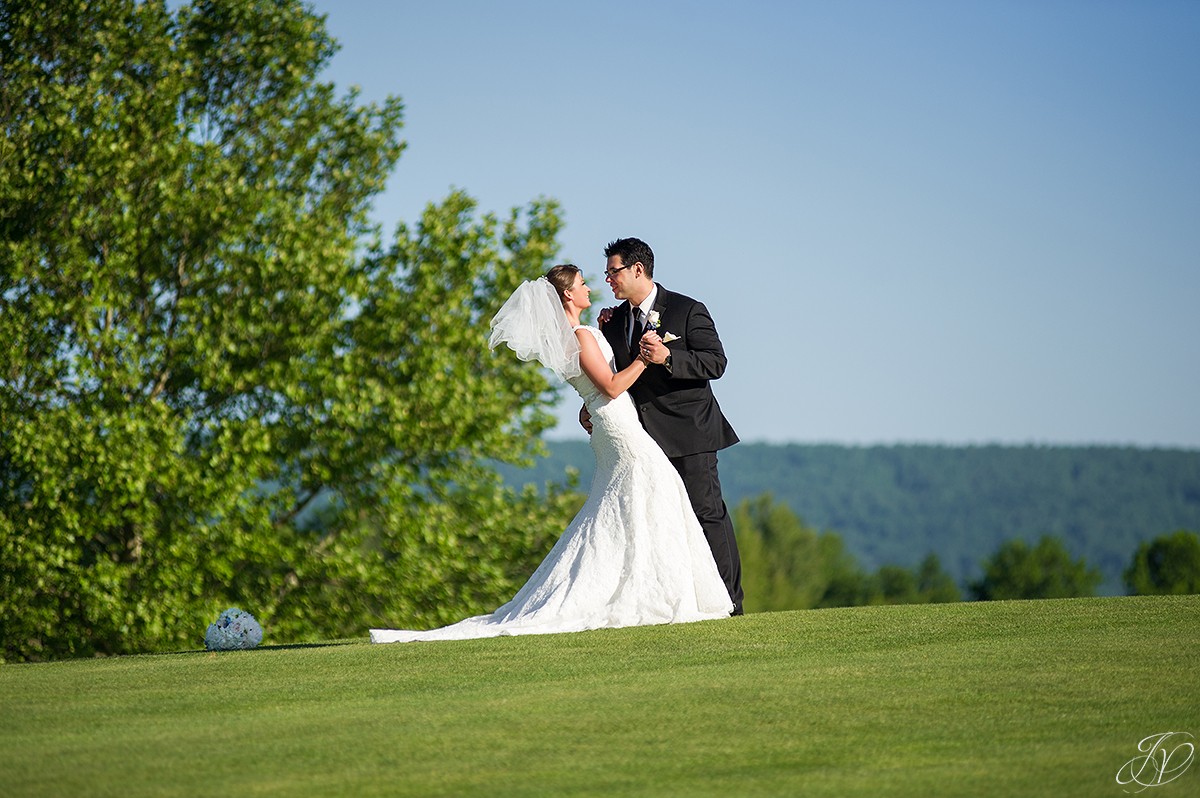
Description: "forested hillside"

(496, 442), (1200, 594)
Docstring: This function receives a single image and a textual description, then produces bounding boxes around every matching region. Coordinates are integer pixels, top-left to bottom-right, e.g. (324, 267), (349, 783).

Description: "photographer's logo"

(1116, 732), (1195, 793)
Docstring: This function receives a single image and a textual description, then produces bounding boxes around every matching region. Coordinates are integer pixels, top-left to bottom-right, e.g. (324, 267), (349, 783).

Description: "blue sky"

(311, 0), (1199, 448)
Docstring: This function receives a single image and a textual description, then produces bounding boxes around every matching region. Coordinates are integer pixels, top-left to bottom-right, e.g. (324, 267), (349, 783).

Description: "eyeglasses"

(603, 262), (637, 279)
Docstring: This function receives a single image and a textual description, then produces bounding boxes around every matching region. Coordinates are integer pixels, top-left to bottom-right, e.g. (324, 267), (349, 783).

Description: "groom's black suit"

(604, 284), (743, 614)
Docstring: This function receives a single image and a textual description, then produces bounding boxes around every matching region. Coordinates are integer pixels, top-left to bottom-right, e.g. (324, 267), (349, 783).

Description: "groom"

(582, 237), (743, 615)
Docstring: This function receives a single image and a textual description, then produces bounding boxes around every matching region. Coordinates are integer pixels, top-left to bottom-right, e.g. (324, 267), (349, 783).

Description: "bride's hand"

(597, 306), (615, 327)
(639, 331), (668, 365)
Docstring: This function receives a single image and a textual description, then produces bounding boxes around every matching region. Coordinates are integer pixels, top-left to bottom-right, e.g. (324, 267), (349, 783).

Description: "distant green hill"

(496, 441), (1200, 595)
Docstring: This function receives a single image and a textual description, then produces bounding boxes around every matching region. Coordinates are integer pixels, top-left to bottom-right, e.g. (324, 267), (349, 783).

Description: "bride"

(370, 265), (732, 643)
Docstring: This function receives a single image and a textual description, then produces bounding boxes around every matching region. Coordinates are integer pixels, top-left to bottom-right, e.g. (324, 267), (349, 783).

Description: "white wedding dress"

(370, 325), (732, 643)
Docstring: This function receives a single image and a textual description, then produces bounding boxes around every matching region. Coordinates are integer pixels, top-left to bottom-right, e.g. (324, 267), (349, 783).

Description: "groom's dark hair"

(604, 237), (654, 278)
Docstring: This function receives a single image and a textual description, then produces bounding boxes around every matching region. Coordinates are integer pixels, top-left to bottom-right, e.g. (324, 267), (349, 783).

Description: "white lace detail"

(370, 324), (732, 643)
(564, 325), (612, 408)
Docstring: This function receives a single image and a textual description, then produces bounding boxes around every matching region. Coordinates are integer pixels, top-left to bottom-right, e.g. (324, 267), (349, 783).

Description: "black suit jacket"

(602, 285), (739, 458)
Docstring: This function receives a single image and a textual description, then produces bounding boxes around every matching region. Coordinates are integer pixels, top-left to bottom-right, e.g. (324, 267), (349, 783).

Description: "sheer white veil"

(488, 277), (582, 381)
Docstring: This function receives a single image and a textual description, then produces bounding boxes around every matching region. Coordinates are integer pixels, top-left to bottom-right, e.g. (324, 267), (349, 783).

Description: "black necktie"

(629, 307), (644, 353)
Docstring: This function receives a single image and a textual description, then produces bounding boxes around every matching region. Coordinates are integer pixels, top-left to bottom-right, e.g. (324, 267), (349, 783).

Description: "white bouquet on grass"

(205, 607), (263, 651)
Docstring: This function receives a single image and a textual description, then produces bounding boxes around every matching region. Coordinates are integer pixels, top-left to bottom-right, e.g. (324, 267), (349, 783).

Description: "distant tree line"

(503, 441), (1200, 594)
(735, 494), (1199, 611)
(736, 494), (960, 611)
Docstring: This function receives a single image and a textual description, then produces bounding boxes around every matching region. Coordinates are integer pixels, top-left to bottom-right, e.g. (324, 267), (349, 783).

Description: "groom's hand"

(579, 404), (593, 435)
(639, 332), (669, 365)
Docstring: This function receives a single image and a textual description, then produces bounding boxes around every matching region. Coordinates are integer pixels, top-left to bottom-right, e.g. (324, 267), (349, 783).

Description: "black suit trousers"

(669, 451), (743, 615)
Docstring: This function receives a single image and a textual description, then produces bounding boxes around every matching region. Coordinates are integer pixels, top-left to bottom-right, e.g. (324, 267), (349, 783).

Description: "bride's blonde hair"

(544, 264), (581, 306)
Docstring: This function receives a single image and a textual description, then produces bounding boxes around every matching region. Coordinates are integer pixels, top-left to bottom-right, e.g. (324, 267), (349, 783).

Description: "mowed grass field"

(1, 596), (1196, 797)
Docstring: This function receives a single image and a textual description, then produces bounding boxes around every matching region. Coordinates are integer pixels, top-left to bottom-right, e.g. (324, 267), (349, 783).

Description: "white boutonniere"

(645, 310), (679, 342)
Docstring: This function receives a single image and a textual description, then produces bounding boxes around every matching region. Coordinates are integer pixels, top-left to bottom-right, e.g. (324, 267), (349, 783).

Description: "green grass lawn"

(2, 596), (1197, 797)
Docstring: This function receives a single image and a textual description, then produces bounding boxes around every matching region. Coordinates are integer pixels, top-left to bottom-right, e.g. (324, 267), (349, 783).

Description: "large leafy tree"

(1, 0), (579, 661)
(1124, 530), (1200, 596)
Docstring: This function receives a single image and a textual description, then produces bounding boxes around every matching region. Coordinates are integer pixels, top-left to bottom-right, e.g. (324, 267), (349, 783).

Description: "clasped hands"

(637, 330), (669, 365)
(580, 308), (670, 435)
(596, 306), (669, 366)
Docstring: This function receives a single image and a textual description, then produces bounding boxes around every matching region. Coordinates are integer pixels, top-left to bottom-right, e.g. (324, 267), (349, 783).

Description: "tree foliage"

(734, 494), (959, 612)
(504, 441), (1200, 594)
(1, 0), (580, 661)
(1124, 530), (1200, 596)
(969, 536), (1102, 601)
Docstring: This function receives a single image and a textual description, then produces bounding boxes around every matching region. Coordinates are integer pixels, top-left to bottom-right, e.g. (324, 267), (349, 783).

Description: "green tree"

(735, 493), (847, 612)
(969, 536), (1102, 601)
(1124, 530), (1200, 596)
(1, 0), (579, 661)
(864, 555), (960, 605)
(866, 565), (920, 605)
(913, 553), (962, 603)
(735, 494), (962, 611)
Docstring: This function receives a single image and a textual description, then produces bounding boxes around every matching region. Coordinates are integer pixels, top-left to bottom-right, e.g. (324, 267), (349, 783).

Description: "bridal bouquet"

(205, 607), (263, 651)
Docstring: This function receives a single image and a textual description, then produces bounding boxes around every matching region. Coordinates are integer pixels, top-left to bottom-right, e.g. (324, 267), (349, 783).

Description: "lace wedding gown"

(370, 325), (732, 643)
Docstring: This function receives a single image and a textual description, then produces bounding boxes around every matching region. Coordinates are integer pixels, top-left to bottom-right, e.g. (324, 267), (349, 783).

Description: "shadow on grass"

(258, 640), (363, 651)
(153, 640), (363, 657)
(4, 639), (368, 665)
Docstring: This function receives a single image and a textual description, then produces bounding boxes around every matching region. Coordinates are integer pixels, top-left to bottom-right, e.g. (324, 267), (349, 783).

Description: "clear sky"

(311, 0), (1200, 449)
